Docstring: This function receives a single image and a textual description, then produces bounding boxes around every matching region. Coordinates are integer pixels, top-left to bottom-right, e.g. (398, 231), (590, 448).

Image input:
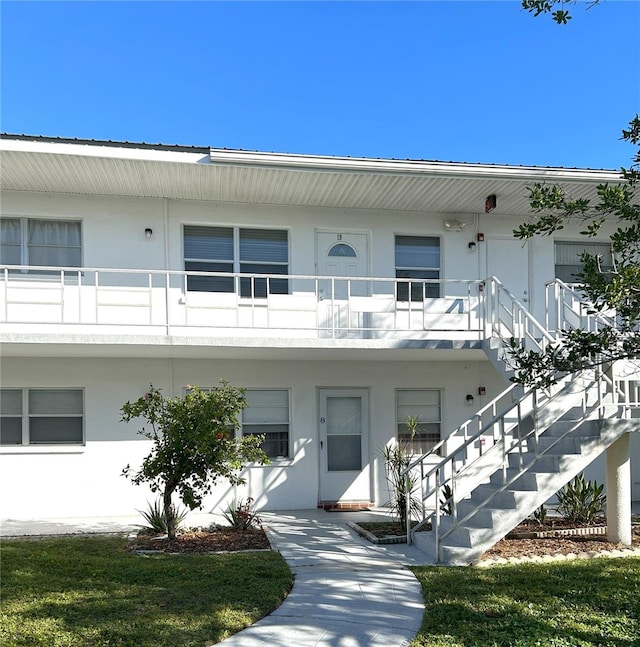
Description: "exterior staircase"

(404, 277), (640, 565)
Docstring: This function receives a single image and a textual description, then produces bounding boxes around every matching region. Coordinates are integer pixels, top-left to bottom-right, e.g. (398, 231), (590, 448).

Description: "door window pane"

(326, 396), (362, 471)
(327, 435), (361, 471)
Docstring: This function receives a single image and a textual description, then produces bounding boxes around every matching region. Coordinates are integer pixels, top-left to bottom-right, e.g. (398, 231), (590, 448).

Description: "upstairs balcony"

(0, 265), (487, 352)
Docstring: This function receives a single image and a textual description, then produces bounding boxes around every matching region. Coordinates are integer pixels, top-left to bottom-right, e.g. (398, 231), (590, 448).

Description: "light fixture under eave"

(443, 219), (468, 232)
(485, 194), (497, 213)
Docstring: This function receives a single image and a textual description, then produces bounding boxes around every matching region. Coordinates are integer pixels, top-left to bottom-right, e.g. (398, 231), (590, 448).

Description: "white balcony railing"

(0, 265), (485, 340)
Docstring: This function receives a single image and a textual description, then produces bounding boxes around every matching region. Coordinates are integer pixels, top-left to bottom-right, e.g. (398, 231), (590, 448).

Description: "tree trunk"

(163, 486), (177, 540)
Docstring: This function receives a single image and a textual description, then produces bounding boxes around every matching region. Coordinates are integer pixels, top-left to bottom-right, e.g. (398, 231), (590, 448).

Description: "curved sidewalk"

(218, 509), (434, 647)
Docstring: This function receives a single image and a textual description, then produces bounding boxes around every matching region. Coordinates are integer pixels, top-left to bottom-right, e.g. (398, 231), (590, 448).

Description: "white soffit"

(0, 137), (623, 216)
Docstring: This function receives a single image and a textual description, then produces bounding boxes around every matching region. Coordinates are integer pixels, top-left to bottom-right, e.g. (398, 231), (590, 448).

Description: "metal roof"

(0, 134), (623, 216)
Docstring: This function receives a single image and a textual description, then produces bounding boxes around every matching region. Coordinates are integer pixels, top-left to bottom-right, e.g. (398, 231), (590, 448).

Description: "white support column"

(606, 432), (632, 545)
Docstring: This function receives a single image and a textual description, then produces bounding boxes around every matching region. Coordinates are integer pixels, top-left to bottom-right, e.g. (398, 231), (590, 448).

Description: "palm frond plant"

(137, 498), (189, 535)
(381, 415), (423, 532)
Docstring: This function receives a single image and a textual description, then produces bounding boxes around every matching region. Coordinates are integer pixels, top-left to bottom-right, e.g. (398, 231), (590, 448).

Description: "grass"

(409, 556), (640, 647)
(0, 535), (293, 647)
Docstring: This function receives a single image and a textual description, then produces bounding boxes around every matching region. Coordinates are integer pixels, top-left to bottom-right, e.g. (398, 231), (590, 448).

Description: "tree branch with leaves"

(121, 383), (269, 539)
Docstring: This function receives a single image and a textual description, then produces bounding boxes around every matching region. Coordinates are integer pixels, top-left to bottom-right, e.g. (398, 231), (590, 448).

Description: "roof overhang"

(0, 135), (624, 216)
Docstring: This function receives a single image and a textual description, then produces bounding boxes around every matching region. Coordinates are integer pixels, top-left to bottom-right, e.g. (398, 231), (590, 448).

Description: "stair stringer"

(413, 416), (640, 565)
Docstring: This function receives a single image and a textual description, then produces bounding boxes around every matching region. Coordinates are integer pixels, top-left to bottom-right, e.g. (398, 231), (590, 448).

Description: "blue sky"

(1, 1), (638, 168)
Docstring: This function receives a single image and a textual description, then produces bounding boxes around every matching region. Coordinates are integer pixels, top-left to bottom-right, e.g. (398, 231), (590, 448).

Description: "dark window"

(242, 389), (290, 459)
(184, 226), (288, 297)
(395, 236), (440, 301)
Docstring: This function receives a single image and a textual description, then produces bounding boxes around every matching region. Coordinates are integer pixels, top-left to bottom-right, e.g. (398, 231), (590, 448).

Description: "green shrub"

(533, 503), (548, 526)
(222, 497), (261, 531)
(555, 474), (606, 525)
(137, 498), (188, 535)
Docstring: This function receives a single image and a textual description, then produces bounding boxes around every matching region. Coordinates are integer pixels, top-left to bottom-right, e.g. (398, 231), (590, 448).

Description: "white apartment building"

(1, 136), (638, 554)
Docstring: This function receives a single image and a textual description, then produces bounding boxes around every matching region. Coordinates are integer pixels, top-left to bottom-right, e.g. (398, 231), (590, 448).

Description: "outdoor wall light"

(443, 219), (468, 232)
(468, 241), (476, 250)
(145, 228), (153, 239)
(465, 394), (475, 405)
(485, 194), (497, 213)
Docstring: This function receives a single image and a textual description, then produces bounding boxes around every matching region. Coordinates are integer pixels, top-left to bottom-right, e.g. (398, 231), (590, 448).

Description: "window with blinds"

(395, 235), (441, 301)
(184, 226), (289, 297)
(396, 389), (441, 454)
(0, 388), (84, 445)
(0, 218), (82, 270)
(242, 389), (290, 459)
(554, 241), (613, 283)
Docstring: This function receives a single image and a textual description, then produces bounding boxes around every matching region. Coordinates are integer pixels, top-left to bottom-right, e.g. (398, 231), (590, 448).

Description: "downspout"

(163, 198), (170, 336)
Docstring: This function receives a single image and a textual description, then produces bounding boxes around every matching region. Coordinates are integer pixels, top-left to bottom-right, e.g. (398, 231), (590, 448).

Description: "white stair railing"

(545, 279), (617, 334)
(401, 277), (630, 556)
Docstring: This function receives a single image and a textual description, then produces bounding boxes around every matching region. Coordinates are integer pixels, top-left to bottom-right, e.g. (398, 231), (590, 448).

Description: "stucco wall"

(0, 355), (507, 519)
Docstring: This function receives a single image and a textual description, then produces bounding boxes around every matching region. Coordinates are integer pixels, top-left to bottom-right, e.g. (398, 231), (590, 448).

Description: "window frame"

(0, 388), (85, 446)
(394, 235), (441, 301)
(183, 225), (290, 297)
(0, 217), (83, 271)
(241, 388), (291, 460)
(395, 388), (442, 455)
(554, 240), (614, 284)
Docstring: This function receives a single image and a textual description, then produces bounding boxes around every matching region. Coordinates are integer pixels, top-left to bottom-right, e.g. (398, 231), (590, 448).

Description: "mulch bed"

(129, 527), (271, 553)
(482, 528), (640, 561)
(358, 519), (640, 561)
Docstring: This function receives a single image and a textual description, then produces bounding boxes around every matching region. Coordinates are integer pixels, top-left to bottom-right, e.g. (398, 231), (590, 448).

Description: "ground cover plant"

(409, 556), (640, 647)
(0, 535), (293, 647)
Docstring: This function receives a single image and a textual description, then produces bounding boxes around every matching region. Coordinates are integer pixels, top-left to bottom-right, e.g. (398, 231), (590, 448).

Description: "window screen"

(242, 389), (290, 458)
(555, 241), (613, 283)
(396, 389), (441, 454)
(184, 226), (289, 296)
(0, 218), (81, 269)
(0, 388), (84, 445)
(395, 236), (441, 300)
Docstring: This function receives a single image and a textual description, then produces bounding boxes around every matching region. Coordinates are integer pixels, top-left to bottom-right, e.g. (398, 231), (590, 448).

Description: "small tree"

(121, 383), (269, 539)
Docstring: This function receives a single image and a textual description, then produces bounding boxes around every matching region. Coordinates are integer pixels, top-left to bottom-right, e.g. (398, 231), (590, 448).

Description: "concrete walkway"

(2, 509), (434, 646)
(218, 509), (432, 647)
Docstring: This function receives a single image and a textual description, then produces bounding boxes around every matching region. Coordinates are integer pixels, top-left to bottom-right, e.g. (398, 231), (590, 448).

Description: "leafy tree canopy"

(121, 383), (269, 538)
(508, 2), (640, 387)
(521, 0), (600, 25)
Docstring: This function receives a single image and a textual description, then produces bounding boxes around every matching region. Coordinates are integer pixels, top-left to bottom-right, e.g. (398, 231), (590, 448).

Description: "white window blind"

(0, 388), (84, 446)
(242, 389), (290, 459)
(396, 389), (441, 454)
(395, 235), (441, 300)
(0, 218), (81, 269)
(184, 226), (289, 296)
(555, 241), (613, 283)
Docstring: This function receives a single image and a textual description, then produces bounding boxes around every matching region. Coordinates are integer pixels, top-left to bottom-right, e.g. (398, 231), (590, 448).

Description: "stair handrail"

(545, 279), (618, 334)
(436, 370), (610, 542)
(403, 375), (568, 544)
(483, 276), (556, 354)
(403, 277), (606, 551)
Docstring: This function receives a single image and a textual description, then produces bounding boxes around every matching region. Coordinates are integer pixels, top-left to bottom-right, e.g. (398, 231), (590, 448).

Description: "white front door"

(486, 237), (530, 305)
(319, 388), (371, 503)
(316, 232), (369, 297)
(316, 232), (369, 335)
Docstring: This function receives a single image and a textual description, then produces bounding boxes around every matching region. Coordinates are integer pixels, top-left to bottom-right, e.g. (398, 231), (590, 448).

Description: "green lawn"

(410, 557), (640, 647)
(0, 536), (293, 647)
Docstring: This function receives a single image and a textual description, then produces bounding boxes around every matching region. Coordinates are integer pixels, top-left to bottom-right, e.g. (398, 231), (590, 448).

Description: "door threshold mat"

(324, 507), (371, 512)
